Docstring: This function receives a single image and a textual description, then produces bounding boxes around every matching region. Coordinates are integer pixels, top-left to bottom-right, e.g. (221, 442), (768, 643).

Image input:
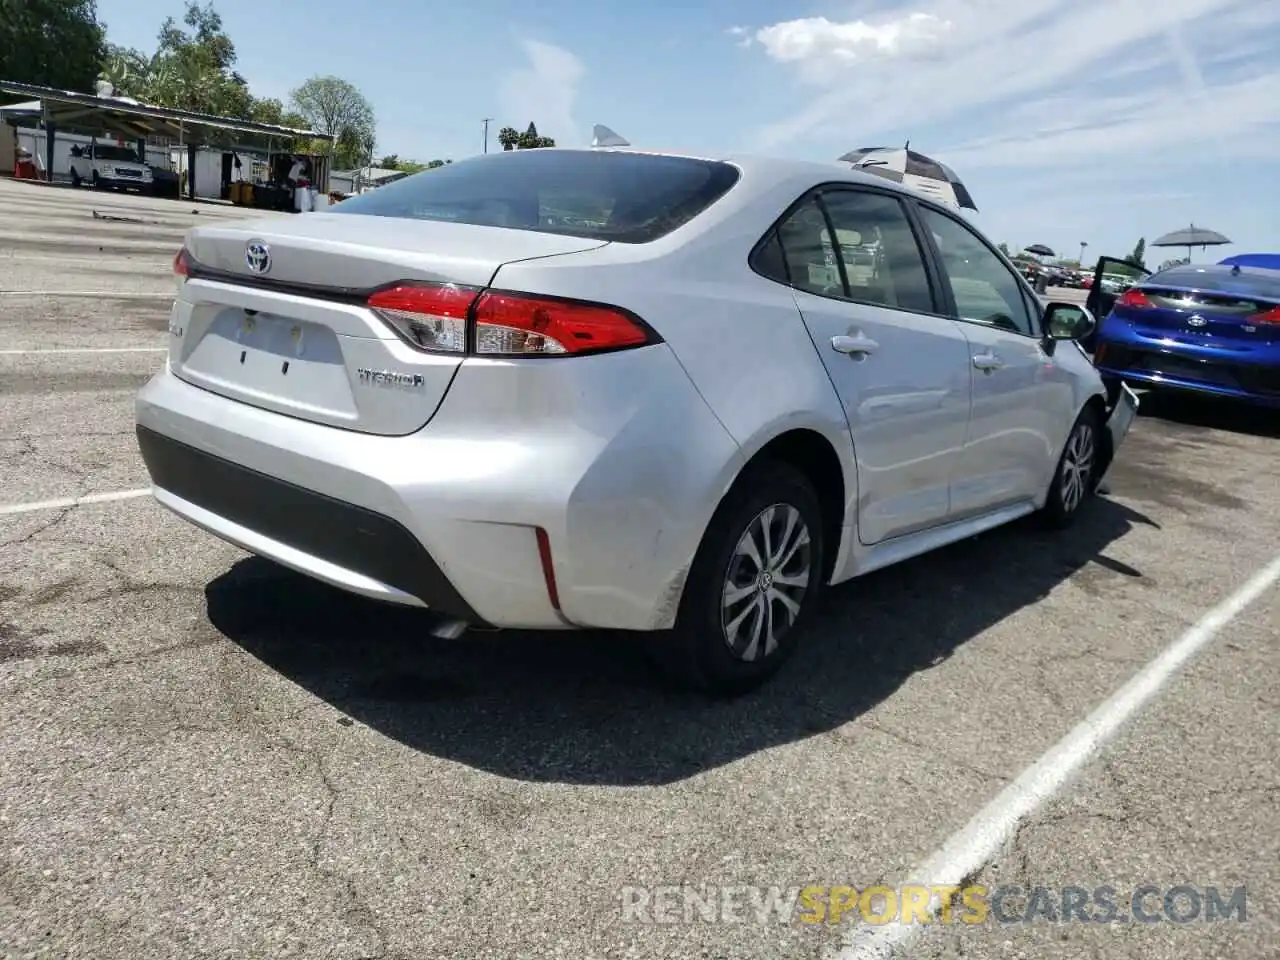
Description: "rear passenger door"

(914, 204), (1076, 516)
(758, 186), (973, 545)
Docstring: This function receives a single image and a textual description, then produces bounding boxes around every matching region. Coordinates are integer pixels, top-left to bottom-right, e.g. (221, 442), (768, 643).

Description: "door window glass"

(820, 190), (937, 314)
(920, 207), (1037, 336)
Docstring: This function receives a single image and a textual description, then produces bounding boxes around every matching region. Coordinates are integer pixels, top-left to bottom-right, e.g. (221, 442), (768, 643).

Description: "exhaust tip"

(427, 617), (470, 640)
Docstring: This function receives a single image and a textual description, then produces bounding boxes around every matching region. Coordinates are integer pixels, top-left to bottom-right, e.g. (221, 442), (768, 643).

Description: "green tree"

(149, 2), (253, 116)
(497, 126), (520, 151)
(250, 97), (304, 128)
(516, 122), (555, 149)
(378, 154), (400, 169)
(997, 242), (1011, 257)
(101, 3), (253, 117)
(333, 126), (363, 170)
(0, 0), (105, 92)
(100, 43), (151, 95)
(1126, 237), (1147, 270)
(290, 75), (375, 166)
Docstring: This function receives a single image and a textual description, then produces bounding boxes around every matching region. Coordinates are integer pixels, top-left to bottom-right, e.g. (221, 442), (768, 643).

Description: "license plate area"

(179, 309), (359, 420)
(230, 311), (341, 363)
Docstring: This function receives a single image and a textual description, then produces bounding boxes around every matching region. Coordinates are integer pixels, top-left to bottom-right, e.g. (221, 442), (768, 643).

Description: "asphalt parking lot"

(1, 177), (1277, 960)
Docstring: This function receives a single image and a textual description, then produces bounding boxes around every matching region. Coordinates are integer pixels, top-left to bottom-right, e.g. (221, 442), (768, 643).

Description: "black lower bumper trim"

(136, 425), (485, 623)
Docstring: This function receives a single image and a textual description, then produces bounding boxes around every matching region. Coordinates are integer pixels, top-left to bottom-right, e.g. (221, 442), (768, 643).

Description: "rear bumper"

(136, 425), (485, 623)
(134, 352), (741, 632)
(100, 176), (153, 189)
(1095, 336), (1280, 406)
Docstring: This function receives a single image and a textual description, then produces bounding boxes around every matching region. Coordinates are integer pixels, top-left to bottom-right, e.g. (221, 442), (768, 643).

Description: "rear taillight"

(1249, 305), (1280, 324)
(173, 247), (190, 278)
(472, 291), (651, 356)
(365, 283), (656, 357)
(367, 284), (474, 353)
(1116, 288), (1151, 309)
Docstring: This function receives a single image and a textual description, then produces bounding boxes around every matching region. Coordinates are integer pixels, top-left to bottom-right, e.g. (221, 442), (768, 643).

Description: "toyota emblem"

(1186, 314), (1207, 327)
(245, 241), (271, 274)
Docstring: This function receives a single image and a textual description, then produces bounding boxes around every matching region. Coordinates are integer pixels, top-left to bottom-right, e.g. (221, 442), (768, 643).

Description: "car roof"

(569, 147), (936, 203)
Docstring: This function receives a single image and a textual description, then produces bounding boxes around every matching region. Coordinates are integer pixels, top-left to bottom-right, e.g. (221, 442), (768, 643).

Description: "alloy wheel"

(1061, 422), (1096, 512)
(720, 503), (812, 662)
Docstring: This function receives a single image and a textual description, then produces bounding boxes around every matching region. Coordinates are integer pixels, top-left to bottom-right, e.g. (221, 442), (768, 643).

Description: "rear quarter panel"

(492, 236), (858, 541)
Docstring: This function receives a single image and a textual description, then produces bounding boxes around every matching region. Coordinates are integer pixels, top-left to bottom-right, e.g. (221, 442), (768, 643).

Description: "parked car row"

(1014, 259), (1087, 288)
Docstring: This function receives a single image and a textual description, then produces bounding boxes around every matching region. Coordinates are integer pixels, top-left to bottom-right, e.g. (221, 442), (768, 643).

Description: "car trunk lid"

(1112, 274), (1280, 346)
(170, 214), (607, 436)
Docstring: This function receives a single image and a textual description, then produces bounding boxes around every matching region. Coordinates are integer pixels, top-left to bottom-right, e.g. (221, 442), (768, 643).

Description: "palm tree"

(497, 126), (519, 151)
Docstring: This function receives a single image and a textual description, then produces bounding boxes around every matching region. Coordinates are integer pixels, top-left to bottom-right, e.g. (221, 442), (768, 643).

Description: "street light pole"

(1079, 241), (1088, 267)
(482, 118), (493, 154)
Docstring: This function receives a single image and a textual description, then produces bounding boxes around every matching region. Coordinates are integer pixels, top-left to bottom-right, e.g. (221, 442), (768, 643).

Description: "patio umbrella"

(1024, 244), (1054, 257)
(1152, 224), (1231, 261)
(837, 145), (977, 211)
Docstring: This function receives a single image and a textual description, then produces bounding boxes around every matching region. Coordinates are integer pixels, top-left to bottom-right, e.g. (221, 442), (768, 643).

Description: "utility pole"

(482, 118), (493, 154)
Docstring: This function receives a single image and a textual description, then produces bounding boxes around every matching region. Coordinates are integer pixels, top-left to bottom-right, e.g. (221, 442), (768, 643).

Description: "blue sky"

(97, 0), (1280, 263)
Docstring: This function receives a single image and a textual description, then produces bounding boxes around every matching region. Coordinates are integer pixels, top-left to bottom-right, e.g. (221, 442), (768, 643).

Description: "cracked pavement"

(0, 177), (1277, 959)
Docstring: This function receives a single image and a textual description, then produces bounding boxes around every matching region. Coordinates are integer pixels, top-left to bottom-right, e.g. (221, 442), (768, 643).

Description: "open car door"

(1083, 256), (1151, 352)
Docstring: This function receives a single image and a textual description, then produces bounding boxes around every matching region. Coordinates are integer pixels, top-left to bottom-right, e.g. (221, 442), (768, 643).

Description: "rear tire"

(1041, 406), (1102, 529)
(648, 461), (826, 697)
(90, 171), (101, 190)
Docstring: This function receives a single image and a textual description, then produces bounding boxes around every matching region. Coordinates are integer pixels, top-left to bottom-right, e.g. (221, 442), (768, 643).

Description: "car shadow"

(206, 493), (1155, 787)
(1134, 389), (1280, 439)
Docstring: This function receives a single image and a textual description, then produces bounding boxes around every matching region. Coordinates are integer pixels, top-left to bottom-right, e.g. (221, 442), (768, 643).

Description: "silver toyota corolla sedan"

(135, 148), (1138, 695)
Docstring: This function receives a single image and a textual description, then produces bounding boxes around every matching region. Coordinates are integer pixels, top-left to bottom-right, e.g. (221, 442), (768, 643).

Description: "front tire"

(1041, 407), (1101, 528)
(651, 461), (826, 697)
(70, 170), (82, 188)
(90, 171), (101, 190)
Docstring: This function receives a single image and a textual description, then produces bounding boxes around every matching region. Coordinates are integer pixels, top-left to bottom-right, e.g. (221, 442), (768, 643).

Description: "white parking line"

(0, 488), (152, 517)
(834, 549), (1280, 960)
(0, 254), (169, 268)
(0, 347), (166, 355)
(0, 291), (171, 299)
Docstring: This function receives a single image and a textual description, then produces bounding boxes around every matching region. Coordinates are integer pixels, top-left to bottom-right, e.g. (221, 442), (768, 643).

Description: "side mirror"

(1044, 302), (1096, 341)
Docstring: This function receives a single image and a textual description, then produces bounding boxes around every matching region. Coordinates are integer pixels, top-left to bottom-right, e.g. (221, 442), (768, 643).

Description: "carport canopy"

(0, 79), (333, 149)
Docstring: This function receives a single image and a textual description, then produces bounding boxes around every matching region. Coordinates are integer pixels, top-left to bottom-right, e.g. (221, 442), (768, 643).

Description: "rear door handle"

(831, 334), (879, 356)
(973, 351), (1005, 372)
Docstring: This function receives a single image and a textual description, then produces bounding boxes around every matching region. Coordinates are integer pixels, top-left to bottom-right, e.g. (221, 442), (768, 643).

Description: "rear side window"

(759, 189), (938, 314)
(331, 150), (741, 244)
(774, 198), (844, 297)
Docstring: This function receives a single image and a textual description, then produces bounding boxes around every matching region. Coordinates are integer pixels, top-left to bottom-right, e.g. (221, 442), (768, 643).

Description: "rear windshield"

(94, 145), (140, 162)
(330, 149), (741, 244)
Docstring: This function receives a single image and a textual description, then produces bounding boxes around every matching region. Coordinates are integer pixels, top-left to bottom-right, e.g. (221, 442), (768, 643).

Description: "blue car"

(1089, 257), (1280, 407)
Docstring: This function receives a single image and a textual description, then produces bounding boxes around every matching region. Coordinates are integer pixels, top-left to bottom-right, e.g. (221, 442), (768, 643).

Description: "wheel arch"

(713, 426), (852, 586)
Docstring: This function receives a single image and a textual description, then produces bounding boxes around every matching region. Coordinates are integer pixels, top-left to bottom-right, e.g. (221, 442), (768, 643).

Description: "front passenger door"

(916, 205), (1077, 517)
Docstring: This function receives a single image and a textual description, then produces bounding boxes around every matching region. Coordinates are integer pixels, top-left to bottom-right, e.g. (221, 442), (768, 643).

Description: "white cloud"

(498, 39), (585, 146)
(937, 72), (1278, 169)
(752, 12), (952, 82)
(739, 0), (1280, 173)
